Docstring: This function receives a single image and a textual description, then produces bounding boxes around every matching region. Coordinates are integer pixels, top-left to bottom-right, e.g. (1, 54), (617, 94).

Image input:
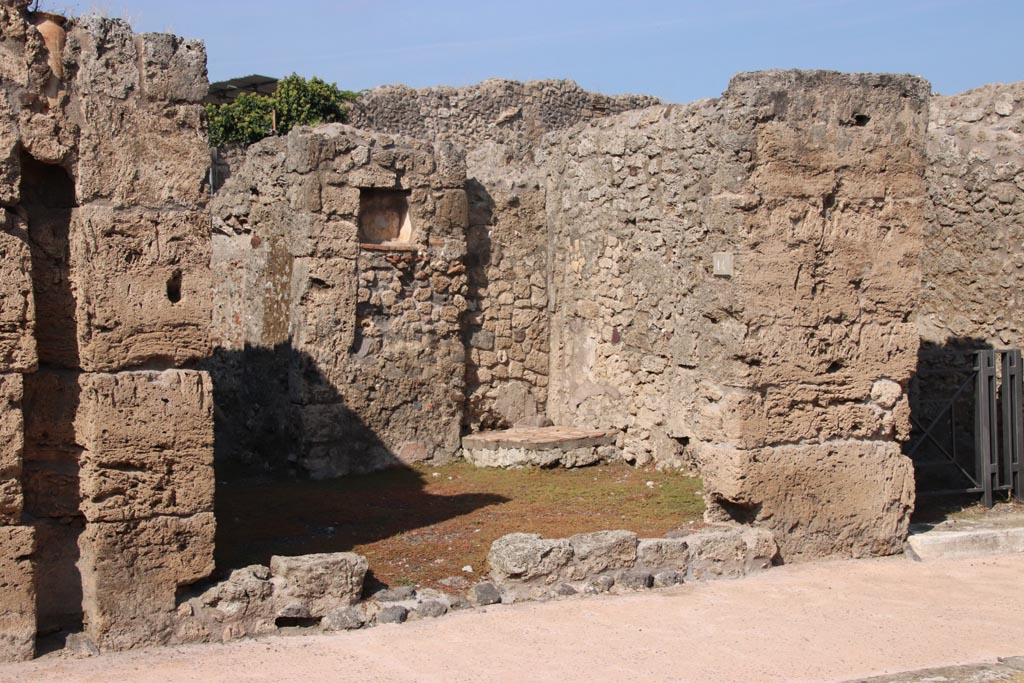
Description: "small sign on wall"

(712, 252), (734, 277)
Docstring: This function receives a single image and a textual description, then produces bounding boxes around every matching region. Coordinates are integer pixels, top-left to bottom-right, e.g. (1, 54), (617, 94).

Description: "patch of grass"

(215, 463), (704, 590)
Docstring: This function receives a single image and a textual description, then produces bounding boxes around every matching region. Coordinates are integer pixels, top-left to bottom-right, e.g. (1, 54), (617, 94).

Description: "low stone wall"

(159, 524), (776, 647)
(486, 526), (777, 601)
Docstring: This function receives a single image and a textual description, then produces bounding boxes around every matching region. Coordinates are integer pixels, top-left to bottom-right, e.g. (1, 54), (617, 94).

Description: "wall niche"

(357, 188), (414, 245)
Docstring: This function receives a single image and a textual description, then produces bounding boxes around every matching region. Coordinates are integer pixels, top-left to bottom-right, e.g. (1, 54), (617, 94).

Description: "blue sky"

(50, 0), (1023, 102)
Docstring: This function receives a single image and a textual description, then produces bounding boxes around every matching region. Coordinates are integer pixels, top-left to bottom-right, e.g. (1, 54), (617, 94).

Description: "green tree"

(205, 74), (359, 147)
(205, 92), (274, 147)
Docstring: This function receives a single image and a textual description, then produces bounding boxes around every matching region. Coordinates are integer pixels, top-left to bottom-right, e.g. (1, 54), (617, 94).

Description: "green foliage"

(205, 92), (274, 148)
(272, 74), (359, 136)
(205, 74), (360, 148)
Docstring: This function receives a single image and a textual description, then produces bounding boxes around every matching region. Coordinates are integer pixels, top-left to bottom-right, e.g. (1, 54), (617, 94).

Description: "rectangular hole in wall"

(358, 189), (414, 245)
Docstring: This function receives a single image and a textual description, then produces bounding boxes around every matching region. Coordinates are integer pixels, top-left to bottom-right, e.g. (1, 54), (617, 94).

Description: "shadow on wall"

(19, 150), (87, 640)
(201, 343), (508, 576)
(907, 337), (1004, 519)
(462, 178), (497, 430)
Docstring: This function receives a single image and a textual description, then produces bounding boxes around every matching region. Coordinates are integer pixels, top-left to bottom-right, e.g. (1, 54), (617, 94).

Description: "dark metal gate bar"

(1001, 350), (1024, 501)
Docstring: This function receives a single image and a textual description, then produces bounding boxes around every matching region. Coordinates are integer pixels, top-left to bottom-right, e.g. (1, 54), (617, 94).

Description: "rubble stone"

(270, 552), (369, 617)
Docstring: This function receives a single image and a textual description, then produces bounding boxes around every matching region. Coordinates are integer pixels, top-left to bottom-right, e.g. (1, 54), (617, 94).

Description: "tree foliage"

(205, 74), (359, 147)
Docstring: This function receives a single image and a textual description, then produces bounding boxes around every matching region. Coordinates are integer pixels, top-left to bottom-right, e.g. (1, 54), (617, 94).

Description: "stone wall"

(0, 3), (215, 657)
(920, 84), (1024, 350)
(543, 71), (928, 560)
(209, 124), (468, 478)
(351, 80), (658, 429)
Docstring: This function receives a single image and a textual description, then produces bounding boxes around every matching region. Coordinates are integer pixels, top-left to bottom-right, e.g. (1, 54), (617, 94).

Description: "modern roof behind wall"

(206, 75), (279, 104)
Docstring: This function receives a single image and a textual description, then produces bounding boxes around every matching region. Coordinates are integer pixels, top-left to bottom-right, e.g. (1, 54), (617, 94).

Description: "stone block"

(686, 526), (778, 581)
(137, 33), (208, 103)
(77, 371), (214, 523)
(0, 373), (23, 524)
(181, 564), (276, 644)
(565, 530), (637, 580)
(270, 552), (368, 617)
(79, 513), (215, 651)
(702, 441), (914, 561)
(487, 533), (573, 584)
(0, 525), (36, 662)
(636, 538), (690, 572)
(70, 206), (212, 371)
(0, 211), (36, 371)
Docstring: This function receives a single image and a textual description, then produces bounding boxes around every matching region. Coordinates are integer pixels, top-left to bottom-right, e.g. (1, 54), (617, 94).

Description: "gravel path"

(3, 554), (1023, 683)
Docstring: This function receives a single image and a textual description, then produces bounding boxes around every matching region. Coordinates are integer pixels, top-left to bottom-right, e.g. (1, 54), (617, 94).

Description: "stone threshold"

(462, 426), (621, 469)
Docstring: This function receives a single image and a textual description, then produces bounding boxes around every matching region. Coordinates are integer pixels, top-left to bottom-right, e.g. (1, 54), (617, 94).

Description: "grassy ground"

(215, 463), (705, 590)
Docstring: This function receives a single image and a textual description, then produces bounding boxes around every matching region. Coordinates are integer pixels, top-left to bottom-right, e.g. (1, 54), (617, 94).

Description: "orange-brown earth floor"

(215, 463), (705, 591)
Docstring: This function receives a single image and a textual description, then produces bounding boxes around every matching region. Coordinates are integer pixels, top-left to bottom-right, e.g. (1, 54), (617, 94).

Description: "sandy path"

(3, 554), (1023, 683)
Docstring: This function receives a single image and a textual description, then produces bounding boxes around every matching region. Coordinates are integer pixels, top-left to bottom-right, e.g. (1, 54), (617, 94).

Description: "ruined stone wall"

(209, 125), (468, 478)
(351, 80), (658, 428)
(920, 84), (1024, 350)
(544, 71), (928, 561)
(0, 3), (214, 657)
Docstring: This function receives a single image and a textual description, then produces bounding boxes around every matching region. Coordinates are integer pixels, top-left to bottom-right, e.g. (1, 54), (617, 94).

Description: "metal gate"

(907, 349), (1024, 506)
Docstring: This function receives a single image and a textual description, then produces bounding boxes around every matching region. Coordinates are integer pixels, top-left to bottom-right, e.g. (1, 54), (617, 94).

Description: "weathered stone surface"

(0, 211), (36, 371)
(636, 538), (690, 572)
(270, 552), (369, 617)
(351, 80), (657, 432)
(77, 370), (214, 523)
(470, 582), (502, 606)
(65, 19), (209, 208)
(320, 606), (365, 632)
(463, 426), (621, 469)
(0, 374), (23, 525)
(179, 565), (276, 643)
(373, 585), (416, 603)
(565, 530), (637, 580)
(31, 518), (84, 635)
(614, 569), (653, 590)
(413, 600), (447, 619)
(376, 605), (408, 625)
(137, 33), (208, 103)
(652, 570), (686, 588)
(701, 442), (913, 561)
(70, 207), (213, 371)
(0, 525), (35, 662)
(487, 533), (574, 584)
(685, 525), (778, 580)
(79, 513), (215, 651)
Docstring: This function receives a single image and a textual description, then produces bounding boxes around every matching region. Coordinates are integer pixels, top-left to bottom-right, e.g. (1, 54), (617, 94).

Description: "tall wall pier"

(0, 2), (215, 657)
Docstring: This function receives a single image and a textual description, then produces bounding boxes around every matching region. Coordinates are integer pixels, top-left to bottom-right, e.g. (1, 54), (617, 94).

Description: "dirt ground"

(7, 554), (1024, 683)
(215, 463), (705, 589)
